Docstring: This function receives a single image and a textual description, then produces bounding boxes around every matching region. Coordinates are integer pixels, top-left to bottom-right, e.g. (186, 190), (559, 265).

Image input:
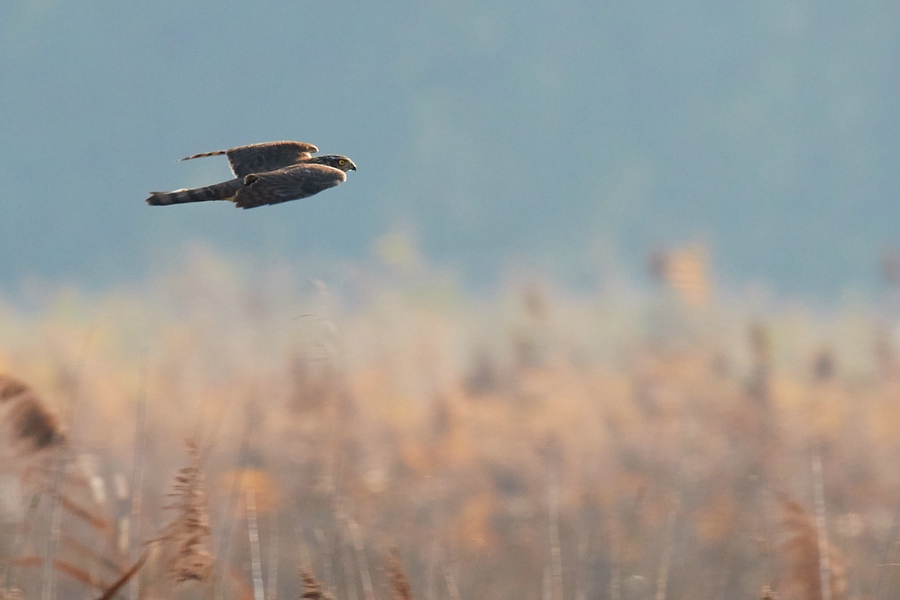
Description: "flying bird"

(146, 141), (356, 209)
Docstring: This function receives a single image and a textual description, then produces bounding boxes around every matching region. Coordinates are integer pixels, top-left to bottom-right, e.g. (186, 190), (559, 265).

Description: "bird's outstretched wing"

(180, 141), (319, 177)
(233, 164), (347, 209)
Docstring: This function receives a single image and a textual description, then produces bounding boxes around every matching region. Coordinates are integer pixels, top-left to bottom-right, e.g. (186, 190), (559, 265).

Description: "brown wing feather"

(233, 164), (347, 209)
(179, 141), (319, 177)
(225, 141), (318, 177)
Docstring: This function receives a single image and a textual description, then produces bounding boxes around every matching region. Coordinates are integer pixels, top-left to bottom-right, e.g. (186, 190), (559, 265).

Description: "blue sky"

(1, 0), (898, 296)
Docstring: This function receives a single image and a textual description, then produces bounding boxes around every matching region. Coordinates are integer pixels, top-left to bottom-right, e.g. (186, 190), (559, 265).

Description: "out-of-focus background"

(2, 2), (900, 600)
(1, 0), (898, 294)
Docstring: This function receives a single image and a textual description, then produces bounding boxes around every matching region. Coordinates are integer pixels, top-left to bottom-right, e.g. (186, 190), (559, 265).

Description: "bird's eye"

(338, 159), (346, 166)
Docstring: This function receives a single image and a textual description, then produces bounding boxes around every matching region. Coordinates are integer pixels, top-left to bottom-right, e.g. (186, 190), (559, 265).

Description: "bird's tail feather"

(146, 178), (243, 206)
(179, 150), (227, 162)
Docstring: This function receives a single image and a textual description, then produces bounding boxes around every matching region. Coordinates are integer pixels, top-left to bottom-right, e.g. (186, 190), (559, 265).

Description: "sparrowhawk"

(146, 141), (356, 209)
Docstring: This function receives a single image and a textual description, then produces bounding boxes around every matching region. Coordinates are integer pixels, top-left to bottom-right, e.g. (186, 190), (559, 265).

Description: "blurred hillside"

(1, 0), (898, 294)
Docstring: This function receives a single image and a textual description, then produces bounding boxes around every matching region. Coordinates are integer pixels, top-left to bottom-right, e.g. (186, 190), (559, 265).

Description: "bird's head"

(313, 155), (357, 172)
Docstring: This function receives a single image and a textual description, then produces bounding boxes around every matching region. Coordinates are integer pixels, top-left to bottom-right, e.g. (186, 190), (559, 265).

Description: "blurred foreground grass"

(2, 244), (900, 600)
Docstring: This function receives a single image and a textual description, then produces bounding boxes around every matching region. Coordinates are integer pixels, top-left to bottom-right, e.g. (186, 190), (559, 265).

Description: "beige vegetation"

(1, 245), (900, 600)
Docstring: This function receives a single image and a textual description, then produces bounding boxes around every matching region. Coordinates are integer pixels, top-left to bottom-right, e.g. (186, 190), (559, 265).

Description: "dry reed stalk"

(542, 565), (551, 600)
(386, 548), (413, 600)
(8, 557), (113, 592)
(55, 492), (111, 531)
(344, 515), (375, 600)
(247, 485), (266, 600)
(654, 500), (679, 600)
(314, 527), (335, 595)
(214, 417), (252, 600)
(875, 492), (900, 600)
(97, 552), (148, 600)
(159, 439), (214, 583)
(223, 565), (256, 600)
(128, 359), (148, 600)
(756, 484), (775, 595)
(609, 534), (621, 600)
(9, 557), (43, 570)
(609, 490), (640, 600)
(40, 336), (90, 600)
(811, 453), (832, 600)
(425, 539), (438, 600)
(547, 473), (563, 600)
(440, 562), (461, 600)
(339, 526), (359, 600)
(267, 512), (279, 600)
(52, 559), (107, 590)
(1, 491), (41, 592)
(576, 522), (587, 600)
(41, 452), (66, 600)
(61, 534), (124, 575)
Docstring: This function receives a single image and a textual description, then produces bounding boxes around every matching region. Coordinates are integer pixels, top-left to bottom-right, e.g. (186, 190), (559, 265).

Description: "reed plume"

(778, 499), (846, 600)
(300, 567), (332, 600)
(386, 548), (413, 600)
(159, 439), (214, 583)
(0, 374), (65, 456)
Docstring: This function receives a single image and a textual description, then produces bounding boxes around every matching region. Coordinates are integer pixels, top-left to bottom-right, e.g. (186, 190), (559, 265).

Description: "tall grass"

(0, 247), (897, 600)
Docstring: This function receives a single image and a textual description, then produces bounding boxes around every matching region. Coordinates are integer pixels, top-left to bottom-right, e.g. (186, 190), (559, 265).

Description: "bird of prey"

(146, 141), (356, 209)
